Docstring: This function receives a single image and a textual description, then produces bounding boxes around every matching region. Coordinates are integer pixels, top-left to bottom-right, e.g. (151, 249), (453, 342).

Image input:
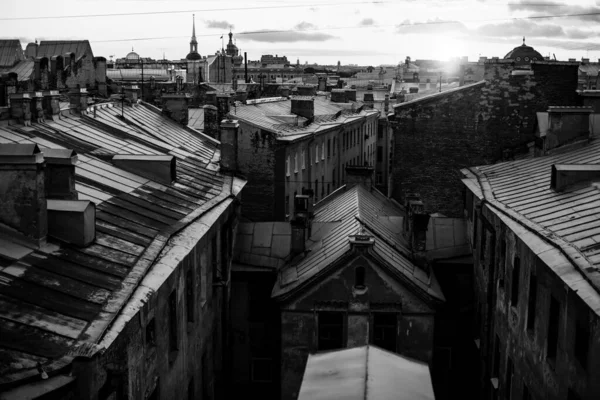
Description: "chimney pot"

(42, 90), (61, 120)
(9, 93), (32, 125)
(30, 92), (44, 123)
(68, 88), (88, 115)
(47, 199), (95, 247)
(161, 93), (191, 125)
(219, 119), (239, 172)
(345, 89), (357, 102)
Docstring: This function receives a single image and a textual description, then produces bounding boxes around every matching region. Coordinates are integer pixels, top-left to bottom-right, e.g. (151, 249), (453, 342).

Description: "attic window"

(354, 266), (366, 289)
(551, 164), (600, 192)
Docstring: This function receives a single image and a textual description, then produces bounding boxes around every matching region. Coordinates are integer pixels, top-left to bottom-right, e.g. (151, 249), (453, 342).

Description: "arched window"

(355, 266), (365, 289)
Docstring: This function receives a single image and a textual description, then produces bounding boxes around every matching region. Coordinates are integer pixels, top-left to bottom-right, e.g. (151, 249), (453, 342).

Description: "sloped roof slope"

(0, 40), (23, 69)
(272, 185), (444, 302)
(37, 40), (93, 59)
(0, 101), (242, 387)
(463, 138), (600, 315)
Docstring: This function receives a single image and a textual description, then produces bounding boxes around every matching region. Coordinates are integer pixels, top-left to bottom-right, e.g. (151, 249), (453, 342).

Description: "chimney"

(290, 194), (312, 257)
(9, 93), (32, 126)
(345, 165), (374, 189)
(291, 96), (314, 120)
(330, 89), (347, 103)
(68, 88), (89, 115)
(550, 164), (600, 192)
(345, 89), (357, 102)
(569, 58), (576, 62)
(30, 91), (44, 123)
(203, 105), (219, 139)
(478, 56), (487, 63)
(235, 88), (247, 103)
(219, 119), (239, 172)
(43, 148), (78, 200)
(216, 93), (232, 121)
(582, 58), (590, 64)
(42, 90), (60, 121)
(363, 93), (374, 109)
(123, 85), (139, 103)
(206, 91), (217, 106)
(112, 155), (176, 185)
(297, 84), (316, 96)
(384, 94), (390, 113)
(318, 77), (326, 92)
(542, 106), (592, 153)
(47, 200), (95, 247)
(403, 193), (430, 254)
(0, 143), (47, 245)
(161, 93), (191, 125)
(280, 87), (290, 98)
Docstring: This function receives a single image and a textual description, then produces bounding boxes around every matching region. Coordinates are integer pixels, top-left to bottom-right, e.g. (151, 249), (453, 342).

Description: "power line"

(0, 1), (386, 21)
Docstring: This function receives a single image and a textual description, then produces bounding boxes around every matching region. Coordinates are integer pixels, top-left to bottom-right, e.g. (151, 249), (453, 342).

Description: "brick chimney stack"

(291, 96), (314, 120)
(68, 88), (89, 115)
(219, 119), (239, 172)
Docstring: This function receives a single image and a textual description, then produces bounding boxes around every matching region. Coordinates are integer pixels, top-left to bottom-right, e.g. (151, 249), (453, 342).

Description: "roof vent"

(47, 200), (95, 246)
(550, 164), (600, 192)
(349, 233), (375, 249)
(112, 155), (176, 185)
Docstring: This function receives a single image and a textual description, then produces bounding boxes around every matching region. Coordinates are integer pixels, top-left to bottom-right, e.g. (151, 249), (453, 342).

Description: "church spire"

(190, 14), (198, 54)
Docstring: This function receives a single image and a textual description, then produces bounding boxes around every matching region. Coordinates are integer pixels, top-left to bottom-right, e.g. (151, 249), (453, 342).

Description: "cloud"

(294, 22), (316, 31)
(360, 18), (375, 26)
(508, 1), (600, 23)
(205, 20), (233, 29)
(241, 30), (337, 43)
(474, 19), (564, 38)
(396, 18), (468, 35)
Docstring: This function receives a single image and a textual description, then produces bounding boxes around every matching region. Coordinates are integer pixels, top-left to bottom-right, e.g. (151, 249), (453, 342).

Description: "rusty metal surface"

(0, 101), (230, 385)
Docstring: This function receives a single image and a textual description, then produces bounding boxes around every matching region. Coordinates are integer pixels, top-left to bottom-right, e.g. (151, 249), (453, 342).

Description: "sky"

(3, 0), (600, 66)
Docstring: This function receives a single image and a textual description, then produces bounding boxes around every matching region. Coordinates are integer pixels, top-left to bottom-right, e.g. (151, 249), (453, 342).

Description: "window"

(251, 358), (272, 382)
(343, 132), (346, 149)
(372, 313), (397, 352)
(186, 270), (194, 323)
(188, 378), (194, 400)
(318, 312), (345, 350)
(574, 313), (589, 369)
(169, 289), (178, 351)
(376, 173), (383, 184)
(506, 357), (513, 400)
(315, 145), (319, 163)
(146, 317), (156, 347)
(526, 273), (537, 332)
(327, 139), (331, 158)
(547, 295), (560, 362)
(286, 156), (290, 177)
(511, 257), (520, 307)
(212, 236), (220, 282)
(354, 266), (365, 289)
(378, 125), (383, 139)
(333, 137), (336, 156)
(522, 383), (530, 400)
(327, 183), (330, 195)
(294, 153), (298, 173)
(321, 142), (325, 160)
(377, 146), (384, 163)
(301, 150), (306, 170)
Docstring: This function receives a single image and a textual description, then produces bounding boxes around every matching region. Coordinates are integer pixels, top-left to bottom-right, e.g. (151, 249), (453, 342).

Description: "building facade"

(462, 107), (600, 400)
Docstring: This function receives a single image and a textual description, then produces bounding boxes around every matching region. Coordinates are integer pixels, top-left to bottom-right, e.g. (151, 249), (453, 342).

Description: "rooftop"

(0, 39), (23, 69)
(0, 100), (243, 387)
(298, 345), (435, 400)
(272, 185), (444, 302)
(462, 138), (600, 315)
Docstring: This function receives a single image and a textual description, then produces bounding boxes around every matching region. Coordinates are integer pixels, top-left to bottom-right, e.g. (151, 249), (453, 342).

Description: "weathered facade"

(272, 183), (445, 400)
(227, 94), (380, 221)
(0, 96), (246, 399)
(462, 108), (600, 400)
(391, 59), (580, 218)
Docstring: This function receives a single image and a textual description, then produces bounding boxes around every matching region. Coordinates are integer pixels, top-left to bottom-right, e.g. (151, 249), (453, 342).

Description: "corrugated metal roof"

(393, 80), (485, 110)
(463, 138), (600, 314)
(272, 185), (444, 301)
(0, 39), (23, 68)
(233, 222), (292, 269)
(106, 69), (171, 81)
(188, 107), (205, 131)
(6, 60), (34, 81)
(231, 96), (376, 138)
(36, 40), (93, 59)
(298, 345), (435, 400)
(0, 101), (239, 385)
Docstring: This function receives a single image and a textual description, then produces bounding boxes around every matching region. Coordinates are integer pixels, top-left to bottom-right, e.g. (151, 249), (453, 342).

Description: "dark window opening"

(186, 270), (194, 323)
(574, 315), (589, 369)
(506, 357), (513, 400)
(354, 266), (365, 289)
(327, 139), (331, 158)
(511, 257), (520, 307)
(526, 274), (537, 332)
(318, 312), (345, 351)
(547, 295), (560, 362)
(522, 383), (530, 400)
(251, 358), (272, 382)
(188, 378), (194, 400)
(146, 317), (156, 347)
(568, 389), (582, 400)
(492, 335), (500, 377)
(169, 290), (178, 351)
(377, 146), (383, 162)
(372, 313), (397, 352)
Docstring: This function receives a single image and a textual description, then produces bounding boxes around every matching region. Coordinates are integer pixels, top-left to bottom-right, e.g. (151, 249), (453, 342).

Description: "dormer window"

(294, 153), (298, 174)
(354, 266), (366, 289)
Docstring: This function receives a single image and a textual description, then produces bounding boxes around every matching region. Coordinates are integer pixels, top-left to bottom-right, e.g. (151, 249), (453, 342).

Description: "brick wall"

(391, 61), (580, 217)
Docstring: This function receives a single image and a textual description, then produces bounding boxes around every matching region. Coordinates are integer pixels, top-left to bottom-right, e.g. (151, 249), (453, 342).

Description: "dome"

(186, 51), (202, 60)
(504, 39), (543, 66)
(126, 51), (140, 60)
